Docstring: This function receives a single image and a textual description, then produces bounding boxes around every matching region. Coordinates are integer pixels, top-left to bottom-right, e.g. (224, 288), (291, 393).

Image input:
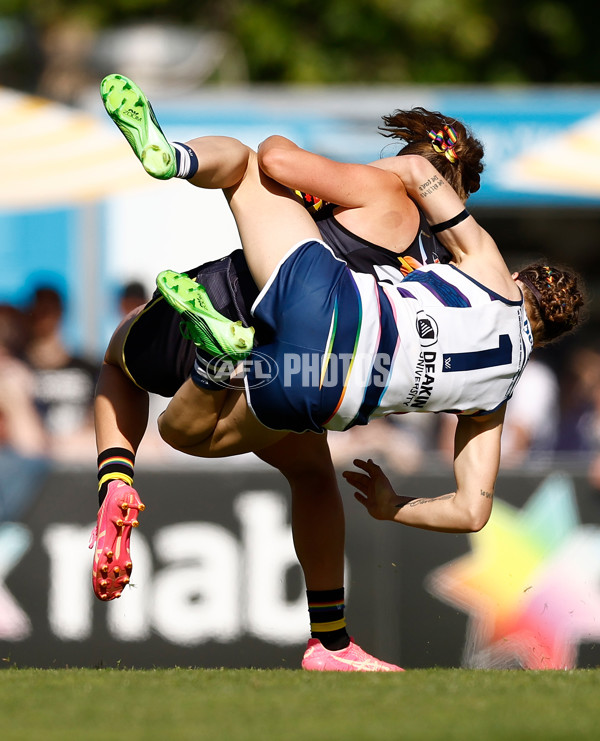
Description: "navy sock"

(172, 142), (199, 179)
(190, 350), (235, 390)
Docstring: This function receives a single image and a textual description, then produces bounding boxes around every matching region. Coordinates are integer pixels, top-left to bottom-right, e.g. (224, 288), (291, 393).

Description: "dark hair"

(379, 107), (485, 202)
(120, 281), (147, 302)
(29, 286), (64, 314)
(517, 263), (585, 345)
(0, 304), (29, 356)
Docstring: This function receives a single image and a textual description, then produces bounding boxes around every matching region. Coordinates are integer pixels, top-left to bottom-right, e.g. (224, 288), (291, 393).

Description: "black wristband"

(430, 209), (470, 234)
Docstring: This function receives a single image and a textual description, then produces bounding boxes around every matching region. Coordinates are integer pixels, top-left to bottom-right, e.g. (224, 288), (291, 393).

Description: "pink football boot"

(302, 638), (404, 672)
(89, 480), (145, 601)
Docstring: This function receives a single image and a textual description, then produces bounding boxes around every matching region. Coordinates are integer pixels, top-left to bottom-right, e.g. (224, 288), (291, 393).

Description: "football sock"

(190, 349), (235, 390)
(172, 142), (199, 179)
(97, 447), (135, 507)
(307, 588), (350, 651)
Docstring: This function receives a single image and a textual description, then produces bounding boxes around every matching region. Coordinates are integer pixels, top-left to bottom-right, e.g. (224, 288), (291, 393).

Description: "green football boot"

(156, 270), (255, 364)
(100, 73), (176, 179)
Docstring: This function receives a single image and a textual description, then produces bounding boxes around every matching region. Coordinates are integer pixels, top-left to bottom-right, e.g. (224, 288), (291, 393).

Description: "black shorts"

(123, 249), (265, 397)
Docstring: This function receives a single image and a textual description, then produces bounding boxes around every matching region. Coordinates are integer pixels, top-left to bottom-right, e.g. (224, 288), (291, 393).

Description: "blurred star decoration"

(426, 474), (600, 669)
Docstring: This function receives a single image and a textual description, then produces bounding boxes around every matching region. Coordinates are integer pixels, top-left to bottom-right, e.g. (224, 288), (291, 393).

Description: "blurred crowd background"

(1, 1), (600, 520)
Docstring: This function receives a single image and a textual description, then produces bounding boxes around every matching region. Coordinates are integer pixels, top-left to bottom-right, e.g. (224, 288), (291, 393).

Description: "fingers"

(351, 458), (381, 473)
(342, 470), (371, 492)
(344, 459), (387, 515)
(343, 458), (384, 496)
(353, 491), (368, 508)
(341, 470), (363, 483)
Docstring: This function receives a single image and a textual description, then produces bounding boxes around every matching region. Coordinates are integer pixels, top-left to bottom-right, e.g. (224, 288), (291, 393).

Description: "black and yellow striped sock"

(307, 588), (350, 651)
(97, 447), (135, 507)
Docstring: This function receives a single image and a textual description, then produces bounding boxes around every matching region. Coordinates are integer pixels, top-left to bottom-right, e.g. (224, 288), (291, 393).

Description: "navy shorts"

(245, 240), (363, 433)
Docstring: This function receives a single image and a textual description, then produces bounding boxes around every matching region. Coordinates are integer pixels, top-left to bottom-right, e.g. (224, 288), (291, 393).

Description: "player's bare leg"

(101, 73), (320, 293)
(258, 433), (403, 671)
(90, 309), (147, 601)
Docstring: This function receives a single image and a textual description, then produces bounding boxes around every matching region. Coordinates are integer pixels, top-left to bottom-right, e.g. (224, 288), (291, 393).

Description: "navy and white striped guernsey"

(323, 261), (533, 431)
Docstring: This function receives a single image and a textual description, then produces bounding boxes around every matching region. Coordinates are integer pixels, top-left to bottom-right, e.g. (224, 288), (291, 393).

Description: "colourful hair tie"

(428, 125), (459, 164)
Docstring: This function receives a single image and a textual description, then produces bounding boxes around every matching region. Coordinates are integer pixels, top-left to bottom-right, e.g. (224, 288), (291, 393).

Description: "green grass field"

(1, 668), (599, 741)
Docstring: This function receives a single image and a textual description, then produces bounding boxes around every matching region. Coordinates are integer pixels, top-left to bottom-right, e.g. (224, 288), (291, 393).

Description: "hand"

(342, 458), (401, 521)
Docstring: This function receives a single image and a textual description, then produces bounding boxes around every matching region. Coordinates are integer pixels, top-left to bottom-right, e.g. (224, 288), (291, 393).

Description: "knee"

(157, 410), (207, 451)
(157, 408), (238, 458)
(157, 411), (183, 450)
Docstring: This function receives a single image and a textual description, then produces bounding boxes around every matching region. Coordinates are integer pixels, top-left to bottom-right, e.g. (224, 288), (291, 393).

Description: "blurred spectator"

(119, 280), (148, 317)
(0, 304), (49, 521)
(0, 305), (47, 456)
(554, 342), (600, 492)
(555, 344), (600, 456)
(500, 356), (560, 467)
(24, 286), (98, 461)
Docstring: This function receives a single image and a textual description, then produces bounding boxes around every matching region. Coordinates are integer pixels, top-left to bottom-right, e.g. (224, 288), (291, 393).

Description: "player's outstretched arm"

(343, 406), (505, 534)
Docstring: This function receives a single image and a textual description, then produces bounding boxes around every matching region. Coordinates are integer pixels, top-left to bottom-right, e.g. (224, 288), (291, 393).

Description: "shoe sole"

(92, 485), (145, 601)
(100, 73), (175, 179)
(156, 270), (254, 362)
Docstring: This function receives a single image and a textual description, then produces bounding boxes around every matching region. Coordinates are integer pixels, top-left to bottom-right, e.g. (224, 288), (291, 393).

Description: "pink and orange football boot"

(89, 480), (145, 601)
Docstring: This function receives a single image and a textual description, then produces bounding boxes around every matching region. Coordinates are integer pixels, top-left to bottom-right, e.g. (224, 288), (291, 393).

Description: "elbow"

(392, 154), (436, 195)
(463, 505), (492, 533)
(404, 154), (436, 182)
(257, 137), (287, 178)
(467, 514), (490, 533)
(452, 493), (492, 533)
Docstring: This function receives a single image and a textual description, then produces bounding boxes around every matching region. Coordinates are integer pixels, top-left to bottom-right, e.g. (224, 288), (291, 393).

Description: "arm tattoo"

(417, 174), (444, 199)
(480, 489), (494, 499)
(396, 493), (455, 509)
